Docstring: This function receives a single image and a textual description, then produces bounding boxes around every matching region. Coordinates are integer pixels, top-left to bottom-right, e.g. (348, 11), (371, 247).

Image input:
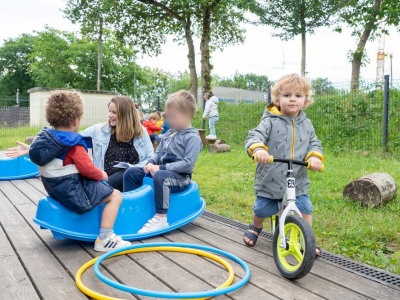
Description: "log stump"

(197, 129), (208, 148)
(343, 173), (397, 208)
(208, 139), (231, 154)
(25, 136), (35, 144)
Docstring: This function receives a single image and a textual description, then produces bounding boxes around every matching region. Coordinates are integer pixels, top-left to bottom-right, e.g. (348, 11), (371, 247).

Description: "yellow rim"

(75, 246), (235, 300)
(276, 223), (305, 273)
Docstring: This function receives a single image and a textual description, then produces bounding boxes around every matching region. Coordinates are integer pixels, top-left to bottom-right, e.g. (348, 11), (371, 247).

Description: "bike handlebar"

(252, 155), (325, 172)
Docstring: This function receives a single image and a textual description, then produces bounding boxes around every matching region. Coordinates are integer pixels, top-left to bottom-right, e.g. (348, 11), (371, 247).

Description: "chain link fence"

(194, 76), (400, 154)
(1, 77), (400, 154)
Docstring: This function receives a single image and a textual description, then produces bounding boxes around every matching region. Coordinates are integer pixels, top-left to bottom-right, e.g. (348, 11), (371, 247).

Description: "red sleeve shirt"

(143, 120), (162, 134)
(63, 145), (103, 181)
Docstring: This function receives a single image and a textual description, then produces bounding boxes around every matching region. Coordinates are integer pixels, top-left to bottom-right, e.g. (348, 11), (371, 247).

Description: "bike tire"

(272, 215), (315, 280)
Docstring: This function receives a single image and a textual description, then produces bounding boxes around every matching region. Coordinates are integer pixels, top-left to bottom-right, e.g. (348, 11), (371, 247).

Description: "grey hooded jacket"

(245, 104), (323, 199)
(149, 127), (202, 175)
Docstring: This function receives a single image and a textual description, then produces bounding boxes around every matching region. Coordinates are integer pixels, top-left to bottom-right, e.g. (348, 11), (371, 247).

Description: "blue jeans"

(253, 194), (312, 218)
(123, 167), (191, 214)
(209, 115), (219, 136)
(149, 133), (160, 143)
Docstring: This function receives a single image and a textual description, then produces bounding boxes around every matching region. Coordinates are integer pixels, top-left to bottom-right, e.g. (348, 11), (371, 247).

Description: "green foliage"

(193, 147), (400, 274)
(249, 0), (341, 39)
(0, 34), (36, 96)
(311, 78), (336, 95)
(213, 72), (272, 92)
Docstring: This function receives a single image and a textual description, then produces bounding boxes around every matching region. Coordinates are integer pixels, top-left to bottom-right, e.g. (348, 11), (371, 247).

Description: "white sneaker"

(94, 232), (131, 252)
(138, 216), (169, 234)
(206, 134), (217, 140)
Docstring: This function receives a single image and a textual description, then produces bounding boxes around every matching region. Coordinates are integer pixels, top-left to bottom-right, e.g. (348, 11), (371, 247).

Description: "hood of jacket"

(29, 128), (91, 166)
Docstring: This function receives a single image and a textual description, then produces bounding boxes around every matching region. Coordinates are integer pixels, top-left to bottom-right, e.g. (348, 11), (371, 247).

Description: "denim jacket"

(80, 123), (154, 171)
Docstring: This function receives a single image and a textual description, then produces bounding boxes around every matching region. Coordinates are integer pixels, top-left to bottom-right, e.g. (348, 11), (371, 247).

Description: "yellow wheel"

(272, 215), (315, 280)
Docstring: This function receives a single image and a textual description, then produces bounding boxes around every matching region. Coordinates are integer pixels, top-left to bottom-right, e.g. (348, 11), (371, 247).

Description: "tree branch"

(136, 0), (186, 24)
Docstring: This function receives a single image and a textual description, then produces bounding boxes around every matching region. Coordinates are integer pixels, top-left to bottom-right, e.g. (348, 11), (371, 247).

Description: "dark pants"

(108, 169), (126, 192)
(123, 167), (191, 214)
(149, 133), (161, 143)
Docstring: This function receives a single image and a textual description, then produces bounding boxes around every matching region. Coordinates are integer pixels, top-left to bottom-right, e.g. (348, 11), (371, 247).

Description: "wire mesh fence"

(1, 77), (400, 155)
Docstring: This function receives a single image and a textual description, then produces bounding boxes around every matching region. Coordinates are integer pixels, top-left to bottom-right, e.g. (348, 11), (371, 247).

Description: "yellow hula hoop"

(75, 246), (235, 300)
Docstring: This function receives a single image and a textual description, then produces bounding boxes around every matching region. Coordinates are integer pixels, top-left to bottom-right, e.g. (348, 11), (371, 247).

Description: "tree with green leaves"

(213, 72), (272, 92)
(249, 0), (341, 76)
(311, 77), (335, 95)
(0, 34), (36, 96)
(338, 0), (400, 91)
(64, 0), (116, 91)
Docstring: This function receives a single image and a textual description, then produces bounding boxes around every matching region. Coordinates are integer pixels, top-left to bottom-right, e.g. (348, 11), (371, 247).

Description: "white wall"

(28, 88), (118, 127)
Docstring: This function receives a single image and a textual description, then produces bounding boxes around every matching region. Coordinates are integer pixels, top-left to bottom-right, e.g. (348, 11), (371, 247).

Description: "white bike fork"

(278, 169), (302, 249)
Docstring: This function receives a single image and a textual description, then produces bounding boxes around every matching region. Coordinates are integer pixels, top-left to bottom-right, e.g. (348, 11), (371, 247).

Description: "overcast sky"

(1, 0), (399, 82)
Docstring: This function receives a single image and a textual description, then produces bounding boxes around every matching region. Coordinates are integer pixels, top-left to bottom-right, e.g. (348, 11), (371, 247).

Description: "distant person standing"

(202, 91), (219, 139)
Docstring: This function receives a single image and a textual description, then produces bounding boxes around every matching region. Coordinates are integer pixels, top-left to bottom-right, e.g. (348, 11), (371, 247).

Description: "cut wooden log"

(25, 136), (35, 144)
(197, 129), (208, 147)
(343, 173), (397, 207)
(208, 140), (231, 154)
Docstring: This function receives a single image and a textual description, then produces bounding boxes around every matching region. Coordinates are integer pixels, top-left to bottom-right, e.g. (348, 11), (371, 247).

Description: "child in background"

(29, 91), (130, 252)
(202, 91), (219, 139)
(137, 110), (144, 124)
(143, 113), (162, 143)
(161, 112), (170, 134)
(243, 74), (324, 256)
(123, 90), (202, 233)
(155, 111), (164, 134)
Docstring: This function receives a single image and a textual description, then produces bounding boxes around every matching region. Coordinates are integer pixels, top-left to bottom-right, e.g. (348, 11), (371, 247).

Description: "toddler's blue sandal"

(243, 223), (263, 247)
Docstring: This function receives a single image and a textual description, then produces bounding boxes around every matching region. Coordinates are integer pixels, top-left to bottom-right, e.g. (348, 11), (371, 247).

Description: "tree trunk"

(200, 4), (212, 97)
(183, 21), (198, 101)
(343, 173), (397, 207)
(351, 0), (382, 91)
(208, 140), (231, 153)
(301, 30), (306, 76)
(97, 18), (103, 91)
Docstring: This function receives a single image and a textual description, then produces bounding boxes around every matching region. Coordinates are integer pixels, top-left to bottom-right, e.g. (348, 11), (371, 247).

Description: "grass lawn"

(192, 146), (400, 275)
(0, 126), (41, 150)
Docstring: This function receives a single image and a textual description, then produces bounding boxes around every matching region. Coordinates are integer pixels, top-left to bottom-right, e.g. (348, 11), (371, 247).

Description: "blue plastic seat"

(0, 155), (40, 180)
(33, 177), (206, 241)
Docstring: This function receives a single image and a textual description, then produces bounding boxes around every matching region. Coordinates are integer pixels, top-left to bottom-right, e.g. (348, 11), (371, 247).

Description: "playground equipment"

(33, 177), (205, 241)
(253, 155), (324, 279)
(0, 155), (39, 180)
(75, 243), (250, 299)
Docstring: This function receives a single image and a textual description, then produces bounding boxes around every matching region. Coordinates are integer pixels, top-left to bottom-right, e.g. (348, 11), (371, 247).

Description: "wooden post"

(343, 173), (397, 208)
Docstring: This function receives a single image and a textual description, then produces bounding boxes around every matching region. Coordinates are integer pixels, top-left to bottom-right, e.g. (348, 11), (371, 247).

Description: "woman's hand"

(149, 165), (160, 176)
(144, 163), (154, 174)
(306, 156), (323, 171)
(5, 141), (29, 158)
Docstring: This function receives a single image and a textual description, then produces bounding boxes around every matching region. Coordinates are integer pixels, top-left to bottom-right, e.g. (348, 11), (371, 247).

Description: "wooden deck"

(1, 177), (399, 300)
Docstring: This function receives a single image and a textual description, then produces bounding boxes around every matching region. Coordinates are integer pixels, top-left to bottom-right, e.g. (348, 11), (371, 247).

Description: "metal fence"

(195, 75), (400, 154)
(1, 77), (400, 155)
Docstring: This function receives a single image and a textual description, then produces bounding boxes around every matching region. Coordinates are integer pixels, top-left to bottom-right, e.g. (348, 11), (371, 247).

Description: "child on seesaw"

(243, 74), (324, 256)
(29, 91), (130, 252)
(123, 90), (202, 233)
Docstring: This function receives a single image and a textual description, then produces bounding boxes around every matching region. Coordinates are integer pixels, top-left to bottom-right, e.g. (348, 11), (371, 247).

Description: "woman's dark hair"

(204, 91), (214, 100)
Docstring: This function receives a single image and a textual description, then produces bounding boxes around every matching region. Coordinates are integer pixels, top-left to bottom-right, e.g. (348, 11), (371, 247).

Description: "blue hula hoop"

(93, 242), (251, 299)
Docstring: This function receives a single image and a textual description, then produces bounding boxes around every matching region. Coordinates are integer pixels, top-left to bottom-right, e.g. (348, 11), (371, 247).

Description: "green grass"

(0, 126), (41, 149)
(192, 146), (400, 275)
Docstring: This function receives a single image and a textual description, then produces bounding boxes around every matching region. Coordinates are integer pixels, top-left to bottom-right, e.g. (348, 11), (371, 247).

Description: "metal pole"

(267, 85), (271, 104)
(157, 96), (160, 111)
(16, 89), (20, 105)
(202, 96), (206, 129)
(382, 75), (390, 153)
(133, 61), (136, 101)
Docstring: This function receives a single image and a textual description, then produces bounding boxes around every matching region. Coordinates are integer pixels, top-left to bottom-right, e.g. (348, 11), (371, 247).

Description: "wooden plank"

(179, 222), (369, 300)
(24, 177), (47, 195)
(0, 224), (40, 300)
(138, 234), (278, 300)
(0, 187), (86, 300)
(5, 180), (137, 300)
(195, 216), (400, 300)
(12, 179), (45, 205)
(161, 228), (324, 300)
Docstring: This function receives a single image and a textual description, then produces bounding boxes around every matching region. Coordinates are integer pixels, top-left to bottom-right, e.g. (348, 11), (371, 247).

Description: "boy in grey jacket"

(123, 90), (202, 233)
(243, 74), (324, 255)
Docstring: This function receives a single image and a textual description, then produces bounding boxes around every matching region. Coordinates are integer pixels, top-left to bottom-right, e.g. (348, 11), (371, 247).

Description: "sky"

(1, 0), (399, 83)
